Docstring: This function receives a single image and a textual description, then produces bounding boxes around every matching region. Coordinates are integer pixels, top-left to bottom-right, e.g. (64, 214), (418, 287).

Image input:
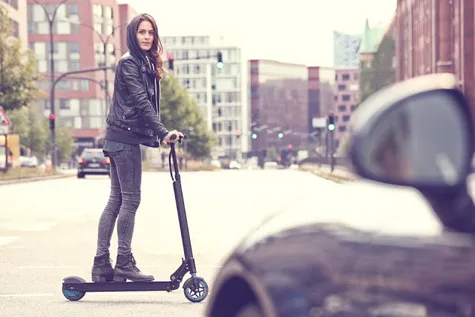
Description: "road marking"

(18, 265), (77, 269)
(0, 293), (54, 298)
(0, 221), (57, 232)
(0, 236), (20, 246)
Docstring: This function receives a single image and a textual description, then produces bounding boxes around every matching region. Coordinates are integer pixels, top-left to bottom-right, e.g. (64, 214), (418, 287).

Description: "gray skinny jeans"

(95, 141), (142, 257)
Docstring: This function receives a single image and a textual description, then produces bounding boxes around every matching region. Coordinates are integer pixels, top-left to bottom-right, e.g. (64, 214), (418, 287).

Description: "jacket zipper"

(145, 56), (160, 120)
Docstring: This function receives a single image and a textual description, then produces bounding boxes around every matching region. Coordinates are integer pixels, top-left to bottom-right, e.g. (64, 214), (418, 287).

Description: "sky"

(118, 0), (397, 67)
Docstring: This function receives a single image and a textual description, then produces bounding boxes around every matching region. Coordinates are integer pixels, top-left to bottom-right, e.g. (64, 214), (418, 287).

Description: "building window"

(338, 105), (346, 112)
(2, 0), (18, 9)
(8, 19), (19, 38)
(28, 3), (79, 35)
(342, 94), (351, 101)
(337, 84), (346, 91)
(31, 41), (81, 73)
(342, 74), (350, 80)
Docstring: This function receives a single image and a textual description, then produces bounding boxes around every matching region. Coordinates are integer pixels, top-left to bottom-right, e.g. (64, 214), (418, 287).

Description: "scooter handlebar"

(169, 133), (187, 143)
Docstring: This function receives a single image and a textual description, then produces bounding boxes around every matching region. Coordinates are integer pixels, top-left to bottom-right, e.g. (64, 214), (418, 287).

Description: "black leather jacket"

(106, 52), (169, 140)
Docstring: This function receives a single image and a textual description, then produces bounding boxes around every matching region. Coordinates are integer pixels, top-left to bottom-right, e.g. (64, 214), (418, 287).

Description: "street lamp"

(30, 0), (70, 169)
(63, 19), (126, 110)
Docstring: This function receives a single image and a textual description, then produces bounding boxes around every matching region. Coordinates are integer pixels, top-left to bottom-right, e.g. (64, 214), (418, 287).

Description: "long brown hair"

(128, 13), (165, 80)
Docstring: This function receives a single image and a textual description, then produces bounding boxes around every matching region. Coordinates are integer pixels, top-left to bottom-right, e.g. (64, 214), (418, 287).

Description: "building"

(248, 61), (336, 155)
(118, 3), (136, 56)
(162, 35), (248, 160)
(249, 60), (309, 153)
(27, 0), (125, 155)
(395, 0), (475, 135)
(333, 30), (360, 68)
(332, 30), (361, 146)
(334, 69), (359, 142)
(2, 0), (28, 46)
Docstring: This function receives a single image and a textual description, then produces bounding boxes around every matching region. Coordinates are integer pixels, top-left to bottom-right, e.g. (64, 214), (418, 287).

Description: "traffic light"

(327, 115), (335, 131)
(217, 51), (223, 69)
(287, 144), (293, 149)
(168, 53), (174, 71)
(236, 130), (241, 138)
(49, 113), (55, 130)
(278, 132), (283, 139)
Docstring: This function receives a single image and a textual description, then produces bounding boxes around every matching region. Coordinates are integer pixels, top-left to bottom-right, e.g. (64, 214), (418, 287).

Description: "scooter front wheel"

(183, 277), (209, 302)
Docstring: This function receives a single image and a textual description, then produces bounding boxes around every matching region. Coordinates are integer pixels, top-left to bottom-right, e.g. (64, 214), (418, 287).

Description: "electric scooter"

(61, 134), (209, 303)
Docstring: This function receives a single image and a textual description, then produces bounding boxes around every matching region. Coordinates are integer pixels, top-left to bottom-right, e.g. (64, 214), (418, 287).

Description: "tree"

(7, 104), (49, 157)
(342, 34), (396, 156)
(0, 5), (39, 111)
(358, 35), (396, 104)
(160, 74), (216, 158)
(55, 126), (74, 162)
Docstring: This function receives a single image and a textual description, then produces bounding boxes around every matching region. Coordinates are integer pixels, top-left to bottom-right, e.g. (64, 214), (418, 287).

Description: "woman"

(91, 13), (184, 283)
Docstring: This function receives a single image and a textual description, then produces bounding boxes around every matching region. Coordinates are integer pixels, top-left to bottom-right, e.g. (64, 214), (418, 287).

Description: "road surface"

(0, 168), (451, 316)
(0, 169), (338, 316)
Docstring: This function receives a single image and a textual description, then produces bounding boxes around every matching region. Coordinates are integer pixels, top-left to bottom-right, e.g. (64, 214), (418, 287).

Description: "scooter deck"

(63, 280), (177, 292)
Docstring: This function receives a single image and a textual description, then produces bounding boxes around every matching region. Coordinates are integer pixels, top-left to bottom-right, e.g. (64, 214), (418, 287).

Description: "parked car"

(205, 74), (475, 316)
(77, 148), (110, 178)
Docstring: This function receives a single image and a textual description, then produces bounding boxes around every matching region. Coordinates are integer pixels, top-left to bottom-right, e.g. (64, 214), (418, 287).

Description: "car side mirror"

(348, 73), (475, 234)
(348, 73), (473, 189)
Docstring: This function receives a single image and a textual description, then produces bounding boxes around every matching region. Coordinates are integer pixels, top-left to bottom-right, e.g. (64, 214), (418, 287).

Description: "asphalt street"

(1, 168), (466, 316)
(0, 169), (338, 317)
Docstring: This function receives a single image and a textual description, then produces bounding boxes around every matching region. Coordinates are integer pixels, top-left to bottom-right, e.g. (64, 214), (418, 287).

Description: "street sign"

(0, 107), (11, 135)
(312, 117), (326, 128)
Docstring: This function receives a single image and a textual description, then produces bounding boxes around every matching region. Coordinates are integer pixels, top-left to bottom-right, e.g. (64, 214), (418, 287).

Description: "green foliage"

(7, 104), (48, 157)
(55, 125), (74, 161)
(341, 34), (396, 156)
(0, 4), (39, 111)
(358, 34), (396, 104)
(160, 74), (216, 158)
(8, 104), (74, 161)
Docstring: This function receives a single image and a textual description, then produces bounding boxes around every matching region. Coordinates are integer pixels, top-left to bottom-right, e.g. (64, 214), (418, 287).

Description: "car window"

(81, 149), (104, 159)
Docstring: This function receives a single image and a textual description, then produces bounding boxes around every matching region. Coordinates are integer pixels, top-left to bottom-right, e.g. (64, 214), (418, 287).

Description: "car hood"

(212, 181), (475, 316)
(237, 180), (444, 253)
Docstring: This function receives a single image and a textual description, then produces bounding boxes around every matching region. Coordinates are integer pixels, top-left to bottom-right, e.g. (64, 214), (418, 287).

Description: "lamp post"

(64, 20), (126, 112)
(30, 0), (70, 169)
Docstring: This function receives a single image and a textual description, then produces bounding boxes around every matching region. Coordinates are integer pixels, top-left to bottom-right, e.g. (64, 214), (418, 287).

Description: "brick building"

(27, 0), (139, 156)
(395, 0), (475, 128)
(249, 60), (309, 152)
(334, 69), (359, 142)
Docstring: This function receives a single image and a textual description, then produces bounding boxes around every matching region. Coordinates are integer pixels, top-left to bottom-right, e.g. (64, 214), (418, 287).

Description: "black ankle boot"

(113, 253), (154, 282)
(91, 253), (114, 282)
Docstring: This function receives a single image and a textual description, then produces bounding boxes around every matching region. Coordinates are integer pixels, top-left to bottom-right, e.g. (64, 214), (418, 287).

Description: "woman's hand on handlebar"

(162, 130), (184, 145)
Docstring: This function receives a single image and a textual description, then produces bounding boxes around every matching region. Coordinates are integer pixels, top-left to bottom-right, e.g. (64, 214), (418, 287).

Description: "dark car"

(205, 74), (475, 316)
(77, 148), (110, 178)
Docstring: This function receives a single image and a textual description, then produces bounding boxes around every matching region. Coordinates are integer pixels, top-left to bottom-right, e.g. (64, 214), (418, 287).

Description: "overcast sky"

(118, 0), (396, 66)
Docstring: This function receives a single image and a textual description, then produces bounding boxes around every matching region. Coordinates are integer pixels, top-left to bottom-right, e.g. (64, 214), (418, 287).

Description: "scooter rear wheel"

(183, 277), (209, 302)
(62, 276), (86, 301)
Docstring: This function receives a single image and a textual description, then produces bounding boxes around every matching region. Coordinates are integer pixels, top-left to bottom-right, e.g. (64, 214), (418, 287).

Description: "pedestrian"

(91, 13), (184, 283)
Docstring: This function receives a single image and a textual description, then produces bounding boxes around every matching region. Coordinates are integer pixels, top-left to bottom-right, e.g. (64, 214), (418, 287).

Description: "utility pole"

(50, 67), (114, 166)
(64, 20), (126, 113)
(31, 0), (71, 169)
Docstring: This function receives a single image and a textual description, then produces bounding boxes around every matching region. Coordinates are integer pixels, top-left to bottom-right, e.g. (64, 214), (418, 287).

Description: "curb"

(0, 173), (75, 186)
(299, 167), (356, 184)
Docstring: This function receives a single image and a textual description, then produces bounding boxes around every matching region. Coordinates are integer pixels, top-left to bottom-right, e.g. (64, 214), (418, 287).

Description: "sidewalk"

(300, 164), (357, 183)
